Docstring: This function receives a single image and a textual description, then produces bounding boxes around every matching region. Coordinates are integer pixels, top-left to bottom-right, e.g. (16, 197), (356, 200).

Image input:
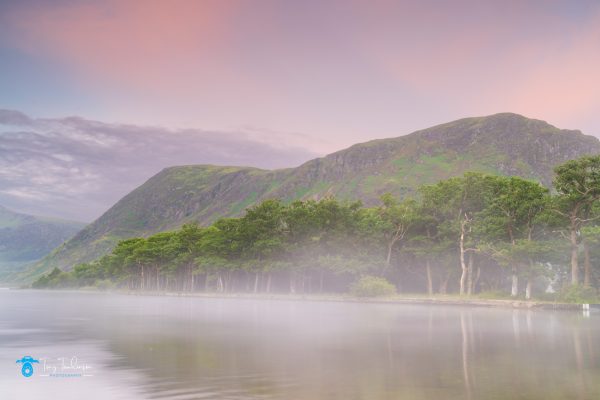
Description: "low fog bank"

(32, 161), (600, 303)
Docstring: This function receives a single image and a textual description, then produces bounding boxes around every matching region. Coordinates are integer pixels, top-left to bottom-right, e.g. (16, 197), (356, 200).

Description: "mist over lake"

(1, 290), (598, 400)
(2, 2), (600, 398)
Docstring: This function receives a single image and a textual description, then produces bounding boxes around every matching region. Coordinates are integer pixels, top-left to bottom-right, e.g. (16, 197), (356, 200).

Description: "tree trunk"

(426, 259), (433, 296)
(290, 273), (296, 294)
(467, 253), (474, 296)
(570, 220), (579, 285)
(319, 270), (324, 293)
(511, 266), (518, 297)
(217, 274), (224, 292)
(583, 239), (591, 287)
(253, 272), (259, 293)
(525, 279), (532, 300)
(266, 272), (272, 293)
(226, 271), (232, 292)
(459, 218), (468, 296)
(386, 241), (394, 269)
(473, 266), (481, 294)
(439, 272), (450, 294)
(229, 272), (234, 291)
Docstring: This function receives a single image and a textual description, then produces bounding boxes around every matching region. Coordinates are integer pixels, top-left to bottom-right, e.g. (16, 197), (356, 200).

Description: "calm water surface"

(1, 290), (599, 399)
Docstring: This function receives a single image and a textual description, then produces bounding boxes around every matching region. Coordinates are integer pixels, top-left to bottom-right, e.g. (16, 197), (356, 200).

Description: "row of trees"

(33, 156), (600, 300)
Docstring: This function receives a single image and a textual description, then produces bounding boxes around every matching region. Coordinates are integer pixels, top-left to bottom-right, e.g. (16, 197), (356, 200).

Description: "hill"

(22, 113), (600, 281)
(0, 206), (84, 282)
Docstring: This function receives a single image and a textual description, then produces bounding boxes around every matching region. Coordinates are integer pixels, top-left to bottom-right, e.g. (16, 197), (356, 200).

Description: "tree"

(31, 162), (600, 299)
(111, 238), (145, 289)
(581, 204), (600, 288)
(377, 193), (418, 271)
(198, 219), (243, 292)
(170, 224), (204, 291)
(553, 156), (600, 285)
(140, 232), (180, 290)
(420, 173), (493, 295)
(238, 200), (286, 292)
(479, 176), (549, 297)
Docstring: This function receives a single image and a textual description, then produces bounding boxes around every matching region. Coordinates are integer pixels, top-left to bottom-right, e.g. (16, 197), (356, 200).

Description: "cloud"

(0, 110), (317, 222)
(353, 1), (600, 131)
(0, 0), (234, 90)
(502, 11), (600, 124)
(0, 110), (33, 126)
(2, 0), (599, 146)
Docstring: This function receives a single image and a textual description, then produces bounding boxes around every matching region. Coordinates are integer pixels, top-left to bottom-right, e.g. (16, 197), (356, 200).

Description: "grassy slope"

(21, 113), (600, 282)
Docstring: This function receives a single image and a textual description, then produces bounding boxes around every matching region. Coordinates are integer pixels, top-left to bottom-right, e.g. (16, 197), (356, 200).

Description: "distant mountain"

(0, 206), (84, 282)
(23, 113), (600, 281)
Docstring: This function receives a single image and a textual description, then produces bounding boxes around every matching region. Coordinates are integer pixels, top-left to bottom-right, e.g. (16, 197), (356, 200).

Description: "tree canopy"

(33, 156), (600, 301)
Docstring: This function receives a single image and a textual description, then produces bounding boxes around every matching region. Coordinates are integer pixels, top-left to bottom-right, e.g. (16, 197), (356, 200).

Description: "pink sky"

(1, 0), (600, 153)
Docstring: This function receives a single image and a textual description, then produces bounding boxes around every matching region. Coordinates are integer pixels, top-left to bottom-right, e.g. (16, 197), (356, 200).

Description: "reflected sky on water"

(1, 290), (599, 399)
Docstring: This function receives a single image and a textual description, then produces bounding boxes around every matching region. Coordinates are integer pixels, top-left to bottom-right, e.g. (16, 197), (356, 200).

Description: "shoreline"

(133, 292), (589, 310)
(14, 288), (592, 311)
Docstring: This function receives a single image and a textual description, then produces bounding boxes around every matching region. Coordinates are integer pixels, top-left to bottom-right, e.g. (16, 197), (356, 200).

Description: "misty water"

(1, 290), (599, 400)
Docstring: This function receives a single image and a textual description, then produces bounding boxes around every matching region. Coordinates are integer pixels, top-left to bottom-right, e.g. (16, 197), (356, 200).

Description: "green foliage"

(230, 192), (258, 215)
(475, 290), (512, 300)
(553, 155), (600, 285)
(349, 276), (397, 297)
(29, 155), (600, 300)
(31, 267), (75, 289)
(558, 285), (599, 304)
(553, 156), (600, 203)
(94, 279), (114, 291)
(28, 113), (600, 283)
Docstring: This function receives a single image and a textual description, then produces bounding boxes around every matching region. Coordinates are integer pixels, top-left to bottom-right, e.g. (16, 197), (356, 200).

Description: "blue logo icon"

(16, 356), (39, 377)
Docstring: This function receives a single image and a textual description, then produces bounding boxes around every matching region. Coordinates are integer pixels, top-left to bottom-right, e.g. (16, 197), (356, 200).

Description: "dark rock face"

(407, 113), (598, 186)
(26, 113), (600, 279)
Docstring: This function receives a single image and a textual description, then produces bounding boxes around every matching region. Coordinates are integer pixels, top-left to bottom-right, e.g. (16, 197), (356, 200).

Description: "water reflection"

(1, 291), (600, 399)
(460, 311), (471, 400)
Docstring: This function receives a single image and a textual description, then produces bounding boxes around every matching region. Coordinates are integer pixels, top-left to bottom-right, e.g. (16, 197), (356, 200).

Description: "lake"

(1, 290), (598, 399)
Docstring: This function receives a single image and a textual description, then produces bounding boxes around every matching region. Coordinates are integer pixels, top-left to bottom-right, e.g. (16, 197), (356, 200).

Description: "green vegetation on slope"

(34, 156), (600, 303)
(25, 113), (600, 282)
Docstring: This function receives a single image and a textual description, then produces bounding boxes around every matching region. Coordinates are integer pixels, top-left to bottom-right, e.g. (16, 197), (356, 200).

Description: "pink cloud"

(353, 1), (600, 128)
(3, 0), (237, 92)
(504, 13), (600, 124)
(1, 0), (599, 146)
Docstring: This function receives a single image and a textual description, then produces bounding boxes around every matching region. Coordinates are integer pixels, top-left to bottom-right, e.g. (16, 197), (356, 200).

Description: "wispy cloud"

(0, 110), (317, 222)
(1, 1), (599, 146)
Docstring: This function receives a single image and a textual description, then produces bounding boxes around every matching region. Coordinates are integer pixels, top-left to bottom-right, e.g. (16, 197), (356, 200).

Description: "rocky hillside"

(22, 113), (600, 281)
(0, 206), (84, 282)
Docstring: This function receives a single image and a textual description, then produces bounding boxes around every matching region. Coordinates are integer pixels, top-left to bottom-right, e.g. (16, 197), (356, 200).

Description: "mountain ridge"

(0, 205), (85, 282)
(20, 113), (600, 282)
